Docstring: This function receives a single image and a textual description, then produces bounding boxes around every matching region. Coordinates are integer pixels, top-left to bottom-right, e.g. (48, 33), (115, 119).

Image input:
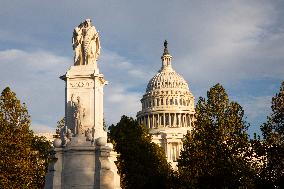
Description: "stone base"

(44, 136), (120, 189)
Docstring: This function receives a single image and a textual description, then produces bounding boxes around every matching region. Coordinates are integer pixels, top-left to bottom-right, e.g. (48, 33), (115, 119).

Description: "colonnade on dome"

(141, 92), (193, 109)
(137, 112), (194, 129)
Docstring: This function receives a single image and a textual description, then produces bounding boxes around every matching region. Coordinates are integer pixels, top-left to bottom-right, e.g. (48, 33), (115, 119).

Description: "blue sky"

(0, 0), (283, 136)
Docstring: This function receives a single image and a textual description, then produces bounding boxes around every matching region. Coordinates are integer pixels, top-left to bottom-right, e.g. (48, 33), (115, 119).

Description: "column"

(182, 114), (185, 127)
(173, 113), (176, 127)
(157, 114), (160, 128)
(163, 113), (165, 127)
(181, 113), (183, 127)
(152, 114), (155, 128)
(167, 142), (171, 161)
(186, 114), (189, 127)
(189, 114), (192, 127)
(169, 113), (172, 127)
(184, 114), (186, 127)
(178, 114), (181, 127)
(145, 115), (147, 128)
(176, 114), (178, 127)
(166, 113), (169, 126)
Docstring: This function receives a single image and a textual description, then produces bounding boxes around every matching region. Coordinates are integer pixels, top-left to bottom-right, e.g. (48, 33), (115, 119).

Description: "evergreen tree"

(0, 87), (51, 188)
(178, 84), (256, 188)
(108, 115), (173, 189)
(260, 81), (284, 187)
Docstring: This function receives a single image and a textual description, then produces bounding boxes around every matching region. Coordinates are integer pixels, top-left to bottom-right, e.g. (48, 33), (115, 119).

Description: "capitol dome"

(136, 41), (195, 168)
(137, 41), (195, 129)
(146, 67), (189, 92)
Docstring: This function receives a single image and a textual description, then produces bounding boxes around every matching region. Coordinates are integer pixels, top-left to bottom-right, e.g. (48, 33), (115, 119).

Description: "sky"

(0, 0), (283, 136)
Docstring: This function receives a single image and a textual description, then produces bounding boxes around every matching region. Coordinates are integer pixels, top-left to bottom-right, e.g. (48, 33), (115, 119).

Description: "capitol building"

(39, 39), (195, 172)
(137, 41), (195, 168)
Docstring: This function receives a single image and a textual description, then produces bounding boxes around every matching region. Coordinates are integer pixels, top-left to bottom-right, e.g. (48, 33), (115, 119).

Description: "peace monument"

(44, 19), (120, 189)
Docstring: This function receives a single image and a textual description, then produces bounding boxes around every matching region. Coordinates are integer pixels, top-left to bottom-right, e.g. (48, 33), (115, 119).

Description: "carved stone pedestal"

(60, 65), (107, 140)
(44, 137), (120, 189)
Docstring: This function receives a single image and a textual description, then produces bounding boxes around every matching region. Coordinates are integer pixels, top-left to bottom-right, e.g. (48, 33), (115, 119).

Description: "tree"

(178, 84), (256, 188)
(108, 115), (173, 189)
(103, 118), (107, 131)
(0, 87), (51, 188)
(30, 135), (52, 188)
(56, 117), (65, 138)
(260, 81), (284, 187)
(56, 117), (65, 129)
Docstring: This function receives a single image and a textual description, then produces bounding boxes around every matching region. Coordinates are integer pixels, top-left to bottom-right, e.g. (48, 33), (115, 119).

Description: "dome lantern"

(161, 40), (173, 70)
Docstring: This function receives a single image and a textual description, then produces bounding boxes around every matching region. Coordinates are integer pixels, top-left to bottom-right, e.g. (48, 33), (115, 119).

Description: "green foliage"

(56, 117), (65, 138)
(108, 115), (173, 189)
(261, 81), (284, 144)
(260, 81), (284, 187)
(56, 117), (65, 129)
(178, 84), (256, 188)
(0, 87), (51, 188)
(31, 135), (51, 187)
(103, 118), (107, 131)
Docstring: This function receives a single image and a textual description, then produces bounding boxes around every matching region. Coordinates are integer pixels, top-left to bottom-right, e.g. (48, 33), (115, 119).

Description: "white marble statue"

(72, 22), (83, 65)
(72, 19), (100, 66)
(73, 96), (85, 135)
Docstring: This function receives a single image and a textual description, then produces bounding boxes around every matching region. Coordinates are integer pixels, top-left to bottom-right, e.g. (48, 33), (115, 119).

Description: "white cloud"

(177, 1), (278, 76)
(235, 95), (272, 136)
(31, 123), (56, 133)
(100, 49), (151, 125)
(240, 96), (271, 121)
(104, 85), (141, 126)
(0, 49), (70, 132)
(0, 48), (146, 130)
(100, 49), (154, 87)
(0, 0), (283, 136)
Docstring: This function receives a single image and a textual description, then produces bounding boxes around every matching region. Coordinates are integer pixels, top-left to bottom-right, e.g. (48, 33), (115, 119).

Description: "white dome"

(137, 41), (195, 129)
(146, 68), (189, 92)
